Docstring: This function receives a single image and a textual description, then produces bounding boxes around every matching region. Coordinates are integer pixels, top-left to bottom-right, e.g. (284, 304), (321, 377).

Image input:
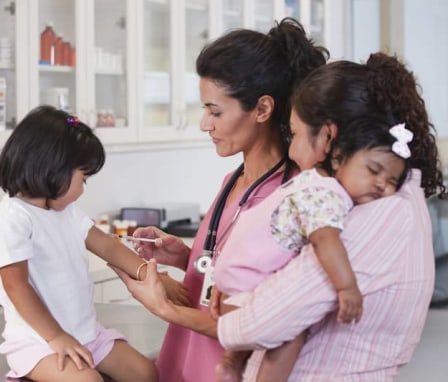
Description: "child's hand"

(159, 273), (191, 307)
(47, 331), (94, 371)
(209, 286), (222, 320)
(337, 285), (363, 324)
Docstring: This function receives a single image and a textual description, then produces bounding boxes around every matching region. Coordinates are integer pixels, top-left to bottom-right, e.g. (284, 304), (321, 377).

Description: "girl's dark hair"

(196, 17), (329, 161)
(0, 105), (105, 198)
(323, 115), (411, 190)
(292, 52), (445, 198)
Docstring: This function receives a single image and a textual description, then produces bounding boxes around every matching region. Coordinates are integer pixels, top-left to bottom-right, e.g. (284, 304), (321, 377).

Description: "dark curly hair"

(292, 52), (445, 198)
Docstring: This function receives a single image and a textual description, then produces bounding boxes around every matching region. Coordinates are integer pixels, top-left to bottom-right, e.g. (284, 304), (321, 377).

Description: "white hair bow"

(389, 123), (413, 159)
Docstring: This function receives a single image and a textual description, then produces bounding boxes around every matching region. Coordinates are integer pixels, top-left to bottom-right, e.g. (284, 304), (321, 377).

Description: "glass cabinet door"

(222, 0), (243, 32)
(284, 0), (325, 45)
(254, 0), (275, 32)
(141, 0), (208, 141)
(93, 0), (128, 129)
(38, 0), (76, 114)
(184, 0), (208, 131)
(307, 0), (324, 45)
(143, 0), (171, 130)
(0, 0), (16, 133)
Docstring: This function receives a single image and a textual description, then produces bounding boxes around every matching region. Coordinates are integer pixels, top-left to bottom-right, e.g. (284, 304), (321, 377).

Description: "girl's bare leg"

(25, 353), (103, 382)
(96, 340), (158, 382)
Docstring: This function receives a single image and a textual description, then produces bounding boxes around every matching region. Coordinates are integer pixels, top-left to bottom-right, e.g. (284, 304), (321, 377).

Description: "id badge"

(199, 264), (215, 307)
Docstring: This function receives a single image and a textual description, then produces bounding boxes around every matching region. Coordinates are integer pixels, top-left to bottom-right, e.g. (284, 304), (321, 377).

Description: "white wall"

(403, 0), (448, 138)
(75, 143), (241, 220)
(0, 142), (241, 220)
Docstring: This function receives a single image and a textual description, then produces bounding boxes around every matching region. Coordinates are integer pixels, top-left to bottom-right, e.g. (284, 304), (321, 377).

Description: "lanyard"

(195, 156), (289, 273)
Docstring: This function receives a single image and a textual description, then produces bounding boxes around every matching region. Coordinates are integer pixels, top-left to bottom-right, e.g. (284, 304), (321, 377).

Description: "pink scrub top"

(155, 167), (295, 382)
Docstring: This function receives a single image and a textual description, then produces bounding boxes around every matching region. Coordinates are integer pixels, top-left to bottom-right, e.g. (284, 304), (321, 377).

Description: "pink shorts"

(1, 324), (125, 379)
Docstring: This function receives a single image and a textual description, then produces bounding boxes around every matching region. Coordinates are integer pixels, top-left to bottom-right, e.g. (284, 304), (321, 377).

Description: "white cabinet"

(0, 0), (341, 148)
(0, 1), (14, 132)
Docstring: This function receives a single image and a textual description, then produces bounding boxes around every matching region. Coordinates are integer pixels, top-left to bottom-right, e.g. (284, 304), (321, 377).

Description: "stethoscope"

(194, 156), (290, 274)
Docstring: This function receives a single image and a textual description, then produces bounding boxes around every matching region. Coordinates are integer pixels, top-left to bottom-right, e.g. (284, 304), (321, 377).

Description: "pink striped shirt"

(218, 169), (435, 381)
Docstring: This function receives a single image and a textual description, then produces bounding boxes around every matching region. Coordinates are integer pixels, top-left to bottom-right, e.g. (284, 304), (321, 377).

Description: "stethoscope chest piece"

(194, 250), (213, 274)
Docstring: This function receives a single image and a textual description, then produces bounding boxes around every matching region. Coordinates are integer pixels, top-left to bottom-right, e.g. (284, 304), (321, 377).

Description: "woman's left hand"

(110, 260), (172, 316)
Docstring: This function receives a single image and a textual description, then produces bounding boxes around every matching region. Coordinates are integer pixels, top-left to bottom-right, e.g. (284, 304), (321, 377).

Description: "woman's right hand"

(133, 226), (190, 269)
(47, 331), (94, 371)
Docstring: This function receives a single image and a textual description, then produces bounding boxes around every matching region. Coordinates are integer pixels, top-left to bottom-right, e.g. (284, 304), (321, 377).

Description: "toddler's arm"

(0, 261), (94, 370)
(309, 227), (363, 323)
(209, 286), (240, 320)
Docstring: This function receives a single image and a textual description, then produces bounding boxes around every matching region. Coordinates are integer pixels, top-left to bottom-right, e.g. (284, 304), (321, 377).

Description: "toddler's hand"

(209, 286), (222, 320)
(337, 285), (363, 324)
(47, 331), (94, 371)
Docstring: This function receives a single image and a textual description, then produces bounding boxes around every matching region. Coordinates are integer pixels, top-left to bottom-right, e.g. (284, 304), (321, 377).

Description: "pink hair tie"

(67, 116), (80, 127)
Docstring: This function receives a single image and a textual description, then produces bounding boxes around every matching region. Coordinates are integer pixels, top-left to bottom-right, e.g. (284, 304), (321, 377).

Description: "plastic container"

(96, 110), (108, 127)
(70, 46), (76, 67)
(40, 22), (56, 65)
(113, 220), (129, 244)
(105, 109), (115, 127)
(53, 34), (64, 66)
(127, 220), (138, 236)
(41, 87), (69, 111)
(62, 41), (71, 66)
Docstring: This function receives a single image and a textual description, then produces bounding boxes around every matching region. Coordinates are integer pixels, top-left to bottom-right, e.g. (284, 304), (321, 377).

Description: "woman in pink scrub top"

(125, 18), (328, 382)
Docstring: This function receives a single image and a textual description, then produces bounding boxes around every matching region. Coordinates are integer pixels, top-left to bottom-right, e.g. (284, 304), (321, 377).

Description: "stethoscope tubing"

(195, 156), (289, 273)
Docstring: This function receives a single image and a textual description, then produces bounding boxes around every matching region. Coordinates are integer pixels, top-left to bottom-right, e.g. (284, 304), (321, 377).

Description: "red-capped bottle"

(70, 46), (76, 67)
(62, 41), (71, 66)
(54, 34), (64, 66)
(40, 22), (56, 65)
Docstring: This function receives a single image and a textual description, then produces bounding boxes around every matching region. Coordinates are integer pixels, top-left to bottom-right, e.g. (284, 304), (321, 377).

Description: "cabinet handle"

(116, 16), (126, 30)
(4, 1), (15, 15)
(5, 117), (16, 130)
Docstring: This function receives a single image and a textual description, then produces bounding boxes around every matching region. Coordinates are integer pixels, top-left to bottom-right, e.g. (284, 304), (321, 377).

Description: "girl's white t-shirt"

(0, 195), (96, 344)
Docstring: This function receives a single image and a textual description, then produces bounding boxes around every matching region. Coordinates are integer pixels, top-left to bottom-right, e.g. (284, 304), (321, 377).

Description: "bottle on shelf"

(39, 22), (56, 65)
(96, 109), (107, 127)
(105, 109), (115, 127)
(54, 33), (65, 66)
(70, 46), (76, 67)
(62, 41), (71, 66)
(112, 220), (129, 244)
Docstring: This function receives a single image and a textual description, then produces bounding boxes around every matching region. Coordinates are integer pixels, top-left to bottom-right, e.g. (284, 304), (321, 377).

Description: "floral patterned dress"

(271, 168), (353, 252)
